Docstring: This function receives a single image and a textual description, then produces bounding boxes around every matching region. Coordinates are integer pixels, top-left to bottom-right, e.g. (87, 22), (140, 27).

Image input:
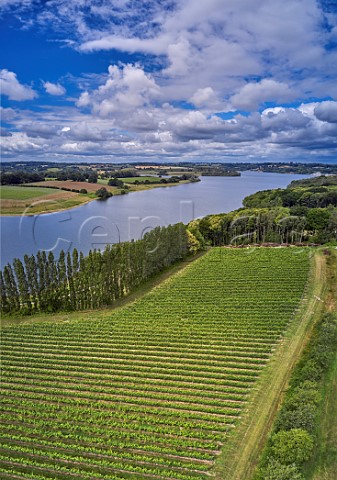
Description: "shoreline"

(0, 179), (194, 217)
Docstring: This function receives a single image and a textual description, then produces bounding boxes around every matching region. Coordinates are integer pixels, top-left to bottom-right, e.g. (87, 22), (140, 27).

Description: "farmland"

(0, 185), (92, 216)
(0, 186), (60, 200)
(0, 248), (312, 479)
(0, 178), (193, 215)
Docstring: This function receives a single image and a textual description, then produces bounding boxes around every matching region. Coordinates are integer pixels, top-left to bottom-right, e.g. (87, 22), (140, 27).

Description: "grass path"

(214, 250), (328, 480)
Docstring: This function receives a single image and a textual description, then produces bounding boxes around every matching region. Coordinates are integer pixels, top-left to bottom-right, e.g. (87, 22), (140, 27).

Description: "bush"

(108, 178), (124, 188)
(283, 381), (321, 409)
(79, 189), (87, 194)
(276, 403), (317, 433)
(262, 459), (304, 480)
(292, 358), (324, 384)
(271, 429), (314, 464)
(95, 187), (112, 200)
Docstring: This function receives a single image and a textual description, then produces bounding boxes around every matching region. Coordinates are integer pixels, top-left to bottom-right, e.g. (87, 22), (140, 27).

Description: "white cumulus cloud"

(77, 64), (161, 118)
(230, 79), (296, 111)
(0, 69), (37, 101)
(43, 81), (66, 96)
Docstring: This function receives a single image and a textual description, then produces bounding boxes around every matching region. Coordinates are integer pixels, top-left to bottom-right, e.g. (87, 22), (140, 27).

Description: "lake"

(0, 171), (309, 267)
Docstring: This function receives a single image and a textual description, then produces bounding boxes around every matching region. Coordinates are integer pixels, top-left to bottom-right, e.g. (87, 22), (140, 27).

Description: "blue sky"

(1, 0), (337, 163)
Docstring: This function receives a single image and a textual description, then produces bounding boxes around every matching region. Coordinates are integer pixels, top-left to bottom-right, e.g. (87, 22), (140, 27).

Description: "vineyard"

(0, 248), (311, 479)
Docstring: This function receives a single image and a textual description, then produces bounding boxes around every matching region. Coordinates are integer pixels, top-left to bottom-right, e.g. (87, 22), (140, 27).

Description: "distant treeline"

(0, 224), (189, 315)
(0, 171), (45, 185)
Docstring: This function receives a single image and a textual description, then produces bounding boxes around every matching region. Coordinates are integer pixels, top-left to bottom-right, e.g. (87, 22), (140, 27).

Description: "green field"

(0, 248), (311, 479)
(0, 185), (59, 200)
(120, 176), (162, 183)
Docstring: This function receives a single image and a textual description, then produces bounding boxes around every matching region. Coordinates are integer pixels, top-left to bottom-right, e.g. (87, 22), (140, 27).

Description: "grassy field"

(121, 176), (163, 183)
(0, 186), (60, 200)
(28, 180), (116, 194)
(0, 248), (312, 479)
(0, 185), (93, 216)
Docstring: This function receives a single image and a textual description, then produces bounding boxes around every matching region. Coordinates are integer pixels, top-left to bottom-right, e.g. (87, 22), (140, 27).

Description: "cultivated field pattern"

(0, 248), (311, 479)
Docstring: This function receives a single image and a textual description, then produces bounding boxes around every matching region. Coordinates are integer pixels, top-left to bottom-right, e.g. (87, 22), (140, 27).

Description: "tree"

(108, 177), (124, 188)
(3, 264), (20, 312)
(0, 271), (9, 313)
(13, 258), (31, 313)
(24, 254), (39, 311)
(57, 250), (67, 309)
(88, 172), (98, 183)
(271, 429), (314, 464)
(95, 187), (112, 200)
(67, 252), (76, 310)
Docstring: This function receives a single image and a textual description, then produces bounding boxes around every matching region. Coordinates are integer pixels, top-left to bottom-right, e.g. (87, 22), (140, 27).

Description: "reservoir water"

(0, 171), (309, 267)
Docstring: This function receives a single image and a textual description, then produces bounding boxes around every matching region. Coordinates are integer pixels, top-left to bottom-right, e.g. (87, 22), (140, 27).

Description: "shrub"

(271, 429), (314, 464)
(79, 188), (87, 194)
(276, 403), (317, 433)
(108, 177), (124, 188)
(262, 458), (304, 480)
(95, 187), (112, 200)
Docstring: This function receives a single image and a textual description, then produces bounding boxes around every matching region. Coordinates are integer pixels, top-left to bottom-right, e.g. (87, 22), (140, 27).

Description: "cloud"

(230, 79), (296, 111)
(76, 91), (90, 107)
(314, 101), (337, 123)
(0, 106), (17, 122)
(164, 38), (192, 76)
(77, 64), (161, 118)
(61, 122), (108, 142)
(21, 122), (59, 138)
(1, 1), (337, 162)
(80, 34), (170, 55)
(0, 69), (37, 101)
(0, 132), (44, 157)
(43, 81), (66, 96)
(0, 127), (12, 137)
(190, 87), (218, 108)
(261, 108), (311, 131)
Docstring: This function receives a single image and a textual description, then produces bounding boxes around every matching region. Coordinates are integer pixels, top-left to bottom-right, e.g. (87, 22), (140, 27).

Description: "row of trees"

(56, 169), (98, 183)
(0, 224), (189, 315)
(0, 171), (45, 185)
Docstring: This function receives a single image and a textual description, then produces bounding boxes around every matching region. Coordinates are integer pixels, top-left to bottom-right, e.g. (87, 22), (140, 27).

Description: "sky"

(1, 0), (337, 164)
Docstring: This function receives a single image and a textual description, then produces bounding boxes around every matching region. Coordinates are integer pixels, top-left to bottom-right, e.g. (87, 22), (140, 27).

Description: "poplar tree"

(13, 258), (31, 313)
(0, 271), (9, 314)
(3, 265), (20, 312)
(67, 252), (75, 310)
(24, 254), (39, 311)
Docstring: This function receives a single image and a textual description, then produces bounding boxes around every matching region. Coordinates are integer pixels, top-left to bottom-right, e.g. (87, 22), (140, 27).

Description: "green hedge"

(255, 311), (337, 479)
